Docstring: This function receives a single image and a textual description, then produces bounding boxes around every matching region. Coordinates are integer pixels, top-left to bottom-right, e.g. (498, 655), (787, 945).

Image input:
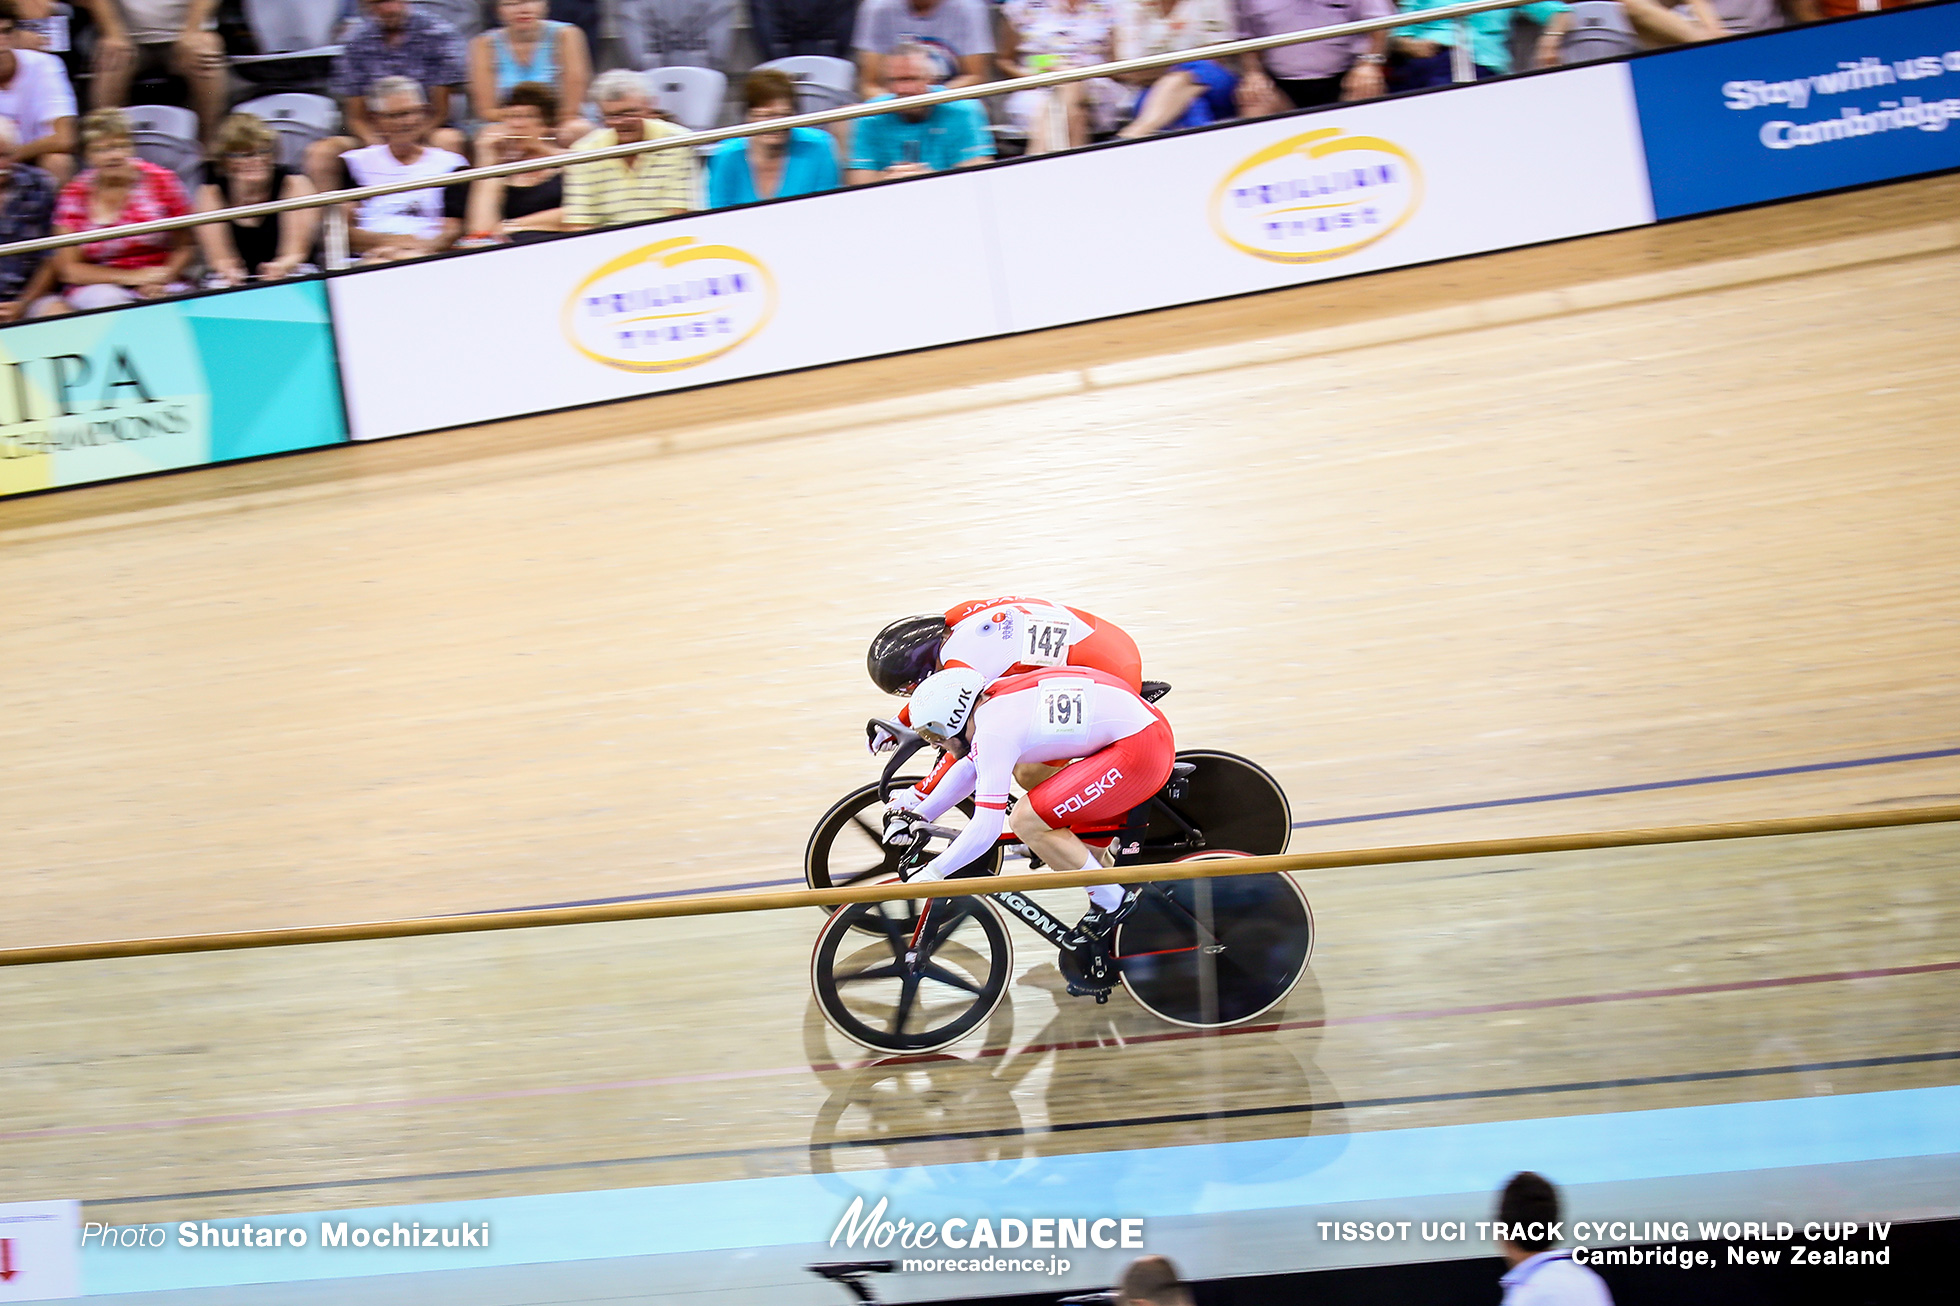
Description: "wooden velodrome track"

(3, 174), (1958, 1230)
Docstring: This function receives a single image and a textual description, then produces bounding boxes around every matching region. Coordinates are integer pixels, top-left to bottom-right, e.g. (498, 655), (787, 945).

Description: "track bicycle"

(806, 724), (1314, 1054)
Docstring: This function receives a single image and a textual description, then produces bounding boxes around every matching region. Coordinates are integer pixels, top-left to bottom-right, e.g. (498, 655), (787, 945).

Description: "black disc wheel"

(805, 778), (1006, 927)
(1115, 869), (1313, 1028)
(1121, 750), (1291, 867)
(811, 896), (1013, 1054)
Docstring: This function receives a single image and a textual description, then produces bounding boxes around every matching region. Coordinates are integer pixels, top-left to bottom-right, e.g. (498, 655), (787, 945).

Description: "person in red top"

(42, 107), (191, 314)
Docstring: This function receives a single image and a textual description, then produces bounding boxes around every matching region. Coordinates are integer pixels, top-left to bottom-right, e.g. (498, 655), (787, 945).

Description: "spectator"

(852, 0), (996, 97)
(0, 113), (57, 320)
(562, 68), (695, 230)
(615, 0), (740, 73)
(1112, 0), (1251, 139)
(452, 80), (565, 242)
(193, 113), (318, 286)
(1118, 1255), (1195, 1306)
(0, 1), (72, 181)
(1618, 0), (1815, 46)
(312, 0), (468, 196)
(468, 0), (591, 149)
(751, 0), (857, 62)
(1387, 0), (1571, 91)
(705, 68), (839, 207)
(42, 106), (191, 313)
(997, 0), (1129, 153)
(336, 76), (466, 262)
(85, 1), (225, 146)
(845, 42), (993, 182)
(1494, 1172), (1613, 1305)
(1235, 0), (1392, 109)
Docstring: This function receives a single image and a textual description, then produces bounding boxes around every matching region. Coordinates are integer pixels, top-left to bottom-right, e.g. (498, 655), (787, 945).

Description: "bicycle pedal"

(1065, 981), (1115, 1003)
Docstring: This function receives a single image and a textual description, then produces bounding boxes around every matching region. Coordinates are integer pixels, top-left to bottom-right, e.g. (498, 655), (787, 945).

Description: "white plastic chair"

(1560, 1), (1640, 66)
(123, 104), (205, 193)
(648, 65), (727, 133)
(754, 54), (857, 116)
(233, 93), (342, 171)
(234, 0), (345, 66)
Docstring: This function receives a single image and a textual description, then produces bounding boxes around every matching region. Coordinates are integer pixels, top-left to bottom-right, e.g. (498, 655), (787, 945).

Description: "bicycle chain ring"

(1057, 941), (1115, 1002)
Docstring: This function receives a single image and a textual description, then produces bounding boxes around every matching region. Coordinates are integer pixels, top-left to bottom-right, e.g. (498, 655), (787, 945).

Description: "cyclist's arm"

(914, 735), (1015, 880)
(913, 756), (976, 822)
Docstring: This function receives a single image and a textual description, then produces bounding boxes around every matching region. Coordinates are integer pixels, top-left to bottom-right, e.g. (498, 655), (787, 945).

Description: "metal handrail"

(0, 0), (1532, 261)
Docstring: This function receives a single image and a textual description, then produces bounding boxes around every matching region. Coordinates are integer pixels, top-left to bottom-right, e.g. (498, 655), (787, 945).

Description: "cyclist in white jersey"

(891, 663), (1176, 936)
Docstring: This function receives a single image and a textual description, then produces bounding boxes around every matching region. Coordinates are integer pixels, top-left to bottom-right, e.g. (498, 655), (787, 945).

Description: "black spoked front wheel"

(1116, 869), (1313, 1028)
(1122, 750), (1292, 867)
(811, 896), (1013, 1054)
(805, 778), (1006, 927)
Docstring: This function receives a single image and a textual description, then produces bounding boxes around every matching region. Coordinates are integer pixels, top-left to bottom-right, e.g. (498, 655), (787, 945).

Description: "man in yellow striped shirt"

(563, 69), (697, 230)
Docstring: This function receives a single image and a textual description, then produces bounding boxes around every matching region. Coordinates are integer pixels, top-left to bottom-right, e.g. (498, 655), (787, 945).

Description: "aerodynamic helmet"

(909, 668), (984, 740)
(867, 614), (948, 696)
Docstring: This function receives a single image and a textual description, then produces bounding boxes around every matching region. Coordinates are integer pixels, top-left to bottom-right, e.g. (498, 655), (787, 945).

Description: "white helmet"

(910, 668), (983, 739)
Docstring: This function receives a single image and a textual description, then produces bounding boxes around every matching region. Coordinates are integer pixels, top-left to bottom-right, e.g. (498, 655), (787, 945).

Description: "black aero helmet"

(868, 614), (948, 695)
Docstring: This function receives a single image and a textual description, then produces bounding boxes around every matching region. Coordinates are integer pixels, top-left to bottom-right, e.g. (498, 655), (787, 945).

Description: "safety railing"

(0, 0), (1542, 262)
(3, 802), (1957, 966)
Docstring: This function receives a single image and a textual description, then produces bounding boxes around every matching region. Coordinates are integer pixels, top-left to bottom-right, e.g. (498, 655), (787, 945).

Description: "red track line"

(8, 959), (1953, 1143)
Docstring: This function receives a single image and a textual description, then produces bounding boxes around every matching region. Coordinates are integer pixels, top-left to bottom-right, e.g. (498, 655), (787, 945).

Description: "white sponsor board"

(992, 64), (1654, 332)
(330, 65), (1652, 441)
(330, 173), (1007, 441)
(0, 1201), (80, 1301)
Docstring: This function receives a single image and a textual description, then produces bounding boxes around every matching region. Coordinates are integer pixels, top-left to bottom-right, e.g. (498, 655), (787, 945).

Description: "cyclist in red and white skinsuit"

(893, 664), (1175, 935)
(866, 597), (1144, 713)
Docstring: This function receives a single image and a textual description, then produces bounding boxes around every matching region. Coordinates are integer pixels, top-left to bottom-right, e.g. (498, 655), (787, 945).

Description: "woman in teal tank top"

(469, 0), (594, 147)
(706, 70), (841, 208)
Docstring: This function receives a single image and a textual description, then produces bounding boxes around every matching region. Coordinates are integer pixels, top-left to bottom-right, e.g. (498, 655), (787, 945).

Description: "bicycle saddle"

(1141, 680), (1172, 702)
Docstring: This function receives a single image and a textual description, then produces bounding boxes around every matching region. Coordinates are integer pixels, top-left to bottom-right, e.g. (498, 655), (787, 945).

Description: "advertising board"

(990, 63), (1654, 333)
(0, 281), (345, 497)
(327, 175), (1008, 441)
(1632, 2), (1960, 219)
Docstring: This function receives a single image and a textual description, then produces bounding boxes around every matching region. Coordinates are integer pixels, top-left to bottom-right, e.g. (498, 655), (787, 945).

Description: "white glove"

(866, 720), (900, 756)
(883, 808), (924, 847)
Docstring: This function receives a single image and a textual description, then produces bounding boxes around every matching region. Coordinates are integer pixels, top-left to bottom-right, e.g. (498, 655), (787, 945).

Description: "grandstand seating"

(648, 65), (728, 133)
(122, 103), (204, 192)
(231, 93), (343, 172)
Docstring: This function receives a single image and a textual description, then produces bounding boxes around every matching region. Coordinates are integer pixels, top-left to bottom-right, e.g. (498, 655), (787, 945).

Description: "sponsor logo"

(562, 236), (776, 373)
(1209, 127), (1423, 265)
(1052, 766), (1124, 817)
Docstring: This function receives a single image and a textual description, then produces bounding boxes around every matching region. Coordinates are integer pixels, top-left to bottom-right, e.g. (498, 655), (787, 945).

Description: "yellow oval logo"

(1210, 128), (1424, 265)
(562, 236), (777, 373)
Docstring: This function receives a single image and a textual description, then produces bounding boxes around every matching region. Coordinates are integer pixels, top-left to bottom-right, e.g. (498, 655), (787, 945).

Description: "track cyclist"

(886, 665), (1176, 938)
(866, 596), (1147, 711)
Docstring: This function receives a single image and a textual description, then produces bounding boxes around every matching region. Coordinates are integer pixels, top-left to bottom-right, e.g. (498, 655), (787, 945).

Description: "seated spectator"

(0, 113), (57, 319)
(311, 0), (468, 197)
(0, 1), (72, 181)
(845, 43), (993, 183)
(1236, 0), (1392, 110)
(85, 1), (225, 146)
(336, 76), (466, 262)
(1112, 0), (1250, 139)
(453, 80), (565, 242)
(193, 113), (318, 286)
(468, 0), (591, 149)
(616, 0), (740, 73)
(1388, 0), (1570, 91)
(751, 0), (857, 62)
(997, 0), (1130, 154)
(41, 106), (191, 313)
(1618, 0), (1813, 46)
(562, 69), (695, 230)
(705, 68), (839, 207)
(852, 0), (995, 98)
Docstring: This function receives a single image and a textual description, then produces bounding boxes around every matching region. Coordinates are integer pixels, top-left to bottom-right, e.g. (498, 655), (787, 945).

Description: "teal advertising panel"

(0, 280), (346, 497)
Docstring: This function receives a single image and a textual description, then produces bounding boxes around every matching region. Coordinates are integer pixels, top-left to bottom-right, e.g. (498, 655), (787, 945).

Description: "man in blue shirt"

(845, 43), (993, 184)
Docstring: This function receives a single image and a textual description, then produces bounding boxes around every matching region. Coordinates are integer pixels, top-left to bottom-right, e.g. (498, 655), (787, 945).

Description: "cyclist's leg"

(1012, 718), (1176, 903)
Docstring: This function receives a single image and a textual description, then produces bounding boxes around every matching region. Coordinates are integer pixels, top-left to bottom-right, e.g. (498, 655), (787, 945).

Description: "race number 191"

(1038, 680), (1091, 739)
